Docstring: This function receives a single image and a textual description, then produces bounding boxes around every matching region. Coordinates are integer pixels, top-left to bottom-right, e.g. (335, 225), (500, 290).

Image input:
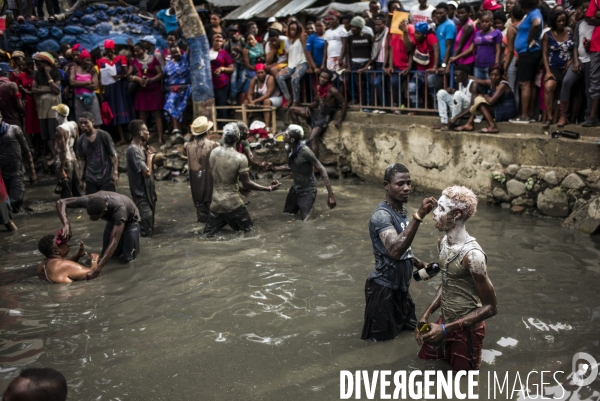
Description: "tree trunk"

(174, 0), (214, 118)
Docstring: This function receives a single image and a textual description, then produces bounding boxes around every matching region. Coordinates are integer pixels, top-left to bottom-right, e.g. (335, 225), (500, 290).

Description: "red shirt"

(413, 33), (438, 70)
(0, 171), (7, 204)
(96, 55), (128, 69)
(586, 0), (600, 53)
(390, 25), (416, 70)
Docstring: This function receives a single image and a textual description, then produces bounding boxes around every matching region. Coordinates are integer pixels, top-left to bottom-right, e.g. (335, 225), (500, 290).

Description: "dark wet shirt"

(126, 143), (156, 206)
(184, 137), (219, 204)
(0, 123), (30, 177)
(367, 201), (414, 291)
(76, 129), (116, 186)
(289, 145), (318, 194)
(72, 191), (140, 225)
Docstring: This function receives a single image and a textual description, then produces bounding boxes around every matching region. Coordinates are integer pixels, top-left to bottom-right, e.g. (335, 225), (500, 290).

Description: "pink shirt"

(454, 19), (476, 65)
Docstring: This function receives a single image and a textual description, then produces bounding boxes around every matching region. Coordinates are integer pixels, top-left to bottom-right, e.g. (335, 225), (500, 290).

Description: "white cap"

(286, 124), (304, 138)
(142, 35), (157, 45)
(447, 1), (459, 7)
(267, 17), (276, 23)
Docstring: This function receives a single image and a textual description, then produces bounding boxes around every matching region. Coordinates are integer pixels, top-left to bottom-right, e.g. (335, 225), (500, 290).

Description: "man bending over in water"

(416, 185), (497, 371)
(288, 70), (348, 159)
(272, 124), (336, 221)
(37, 233), (102, 283)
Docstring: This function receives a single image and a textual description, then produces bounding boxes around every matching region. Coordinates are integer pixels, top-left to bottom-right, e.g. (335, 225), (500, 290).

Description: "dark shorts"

(194, 201), (211, 223)
(40, 118), (58, 141)
(517, 50), (542, 83)
(361, 279), (417, 342)
(284, 188), (317, 221)
(3, 174), (25, 213)
(86, 180), (116, 195)
(135, 198), (155, 238)
(309, 109), (333, 129)
(102, 221), (141, 263)
(0, 199), (13, 226)
(590, 52), (600, 99)
(203, 205), (253, 237)
(549, 67), (566, 84)
(57, 160), (82, 199)
(418, 315), (486, 371)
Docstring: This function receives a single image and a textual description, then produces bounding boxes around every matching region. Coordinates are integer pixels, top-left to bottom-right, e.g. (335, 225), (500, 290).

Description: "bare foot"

(478, 127), (499, 133)
(454, 124), (474, 132)
(5, 221), (17, 231)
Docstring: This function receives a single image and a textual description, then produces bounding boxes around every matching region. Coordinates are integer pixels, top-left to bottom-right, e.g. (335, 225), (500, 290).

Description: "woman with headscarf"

(129, 41), (164, 143)
(163, 46), (191, 135)
(97, 39), (136, 145)
(32, 51), (62, 160)
(69, 49), (102, 126)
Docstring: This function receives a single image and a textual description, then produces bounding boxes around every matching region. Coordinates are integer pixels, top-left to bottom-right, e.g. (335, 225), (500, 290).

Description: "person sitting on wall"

(288, 69), (348, 159)
(432, 64), (479, 131)
(37, 232), (103, 283)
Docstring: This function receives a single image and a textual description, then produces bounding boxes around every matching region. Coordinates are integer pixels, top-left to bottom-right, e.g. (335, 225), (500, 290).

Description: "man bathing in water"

(362, 163), (437, 342)
(416, 186), (497, 371)
(272, 124), (336, 221)
(56, 192), (141, 267)
(288, 70), (348, 158)
(37, 233), (103, 283)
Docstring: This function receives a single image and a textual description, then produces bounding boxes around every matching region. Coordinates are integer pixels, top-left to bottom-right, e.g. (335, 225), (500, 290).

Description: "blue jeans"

(350, 61), (370, 105)
(373, 62), (391, 107)
(408, 71), (436, 108)
(390, 67), (407, 107)
(276, 62), (308, 103)
(474, 66), (489, 80)
(230, 62), (248, 100)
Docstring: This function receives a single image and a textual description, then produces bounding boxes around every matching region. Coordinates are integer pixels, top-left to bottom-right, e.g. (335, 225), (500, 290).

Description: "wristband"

(441, 323), (447, 336)
(48, 79), (54, 83)
(414, 213), (423, 222)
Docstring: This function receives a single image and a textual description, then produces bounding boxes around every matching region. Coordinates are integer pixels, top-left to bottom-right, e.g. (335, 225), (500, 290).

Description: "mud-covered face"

(433, 195), (459, 231)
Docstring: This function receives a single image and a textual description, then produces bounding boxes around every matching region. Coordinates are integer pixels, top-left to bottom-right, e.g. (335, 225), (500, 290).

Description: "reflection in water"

(1, 179), (600, 399)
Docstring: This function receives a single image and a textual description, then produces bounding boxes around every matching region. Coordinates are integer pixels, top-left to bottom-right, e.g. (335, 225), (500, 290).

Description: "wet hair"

(548, 9), (568, 29)
(79, 111), (94, 124)
(511, 3), (524, 20)
(222, 123), (240, 145)
(128, 119), (145, 136)
(87, 196), (107, 216)
(38, 234), (57, 257)
(441, 186), (478, 220)
(493, 10), (507, 23)
(488, 63), (504, 76)
(436, 2), (449, 11)
(520, 0), (540, 11)
(167, 30), (180, 39)
(18, 368), (67, 401)
(384, 163), (409, 183)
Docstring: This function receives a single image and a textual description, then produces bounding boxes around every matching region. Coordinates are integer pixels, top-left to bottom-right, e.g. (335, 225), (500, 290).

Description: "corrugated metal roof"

(204, 0), (248, 8)
(302, 2), (370, 17)
(224, 0), (318, 20)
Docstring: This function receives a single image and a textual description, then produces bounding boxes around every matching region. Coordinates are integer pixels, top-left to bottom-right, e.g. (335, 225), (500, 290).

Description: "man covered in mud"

(203, 123), (281, 236)
(288, 70), (348, 159)
(362, 163), (437, 342)
(53, 103), (81, 199)
(272, 124), (336, 221)
(183, 116), (219, 223)
(219, 121), (269, 171)
(126, 120), (157, 237)
(56, 191), (141, 267)
(416, 185), (497, 371)
(37, 233), (103, 283)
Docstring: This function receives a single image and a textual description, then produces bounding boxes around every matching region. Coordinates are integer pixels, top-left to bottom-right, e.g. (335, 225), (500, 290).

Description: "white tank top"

(287, 38), (307, 69)
(458, 79), (473, 103)
(255, 76), (280, 97)
(55, 121), (78, 162)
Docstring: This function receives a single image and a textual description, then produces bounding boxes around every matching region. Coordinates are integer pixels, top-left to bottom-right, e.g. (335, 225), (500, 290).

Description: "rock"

(506, 179), (526, 197)
(81, 15), (98, 25)
(171, 133), (185, 145)
(341, 165), (352, 173)
(154, 166), (171, 181)
(577, 169), (592, 177)
(50, 27), (63, 40)
(21, 34), (40, 45)
(64, 26), (85, 35)
(511, 196), (535, 207)
(562, 173), (586, 190)
(183, 133), (193, 142)
(511, 205), (525, 214)
(573, 198), (587, 211)
(36, 28), (49, 39)
(586, 170), (600, 183)
(61, 35), (77, 45)
(516, 167), (537, 181)
(543, 171), (559, 185)
(562, 196), (600, 234)
(492, 187), (511, 202)
(537, 188), (570, 217)
(325, 166), (339, 178)
(501, 202), (511, 209)
(163, 157), (186, 170)
(95, 22), (111, 36)
(506, 164), (520, 175)
(95, 11), (109, 21)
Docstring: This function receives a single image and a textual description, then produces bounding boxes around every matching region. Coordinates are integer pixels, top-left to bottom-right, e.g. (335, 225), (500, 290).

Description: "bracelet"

(48, 79), (54, 83)
(91, 259), (98, 263)
(269, 186), (272, 192)
(441, 323), (447, 336)
(414, 213), (423, 222)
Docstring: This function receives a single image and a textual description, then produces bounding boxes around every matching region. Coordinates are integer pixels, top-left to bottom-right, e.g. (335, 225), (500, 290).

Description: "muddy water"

(1, 176), (600, 400)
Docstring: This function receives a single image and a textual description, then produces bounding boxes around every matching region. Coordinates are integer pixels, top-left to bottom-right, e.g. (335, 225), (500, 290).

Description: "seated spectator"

(433, 65), (479, 130)
(37, 233), (103, 283)
(242, 33), (265, 80)
(276, 20), (309, 109)
(209, 34), (234, 126)
(542, 9), (573, 128)
(408, 22), (439, 110)
(473, 11), (503, 80)
(455, 64), (517, 132)
(2, 367), (67, 400)
(245, 64), (282, 127)
(163, 46), (191, 135)
(265, 29), (290, 77)
(154, 0), (179, 35)
(289, 70), (348, 158)
(448, 4), (476, 75)
(558, 0), (592, 127)
(224, 25), (247, 104)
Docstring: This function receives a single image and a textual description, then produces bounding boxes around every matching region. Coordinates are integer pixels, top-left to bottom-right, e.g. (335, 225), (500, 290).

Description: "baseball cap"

(267, 17), (276, 23)
(482, 0), (502, 11)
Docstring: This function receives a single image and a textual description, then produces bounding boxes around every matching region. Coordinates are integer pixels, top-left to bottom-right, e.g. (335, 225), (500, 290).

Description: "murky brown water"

(1, 175), (600, 400)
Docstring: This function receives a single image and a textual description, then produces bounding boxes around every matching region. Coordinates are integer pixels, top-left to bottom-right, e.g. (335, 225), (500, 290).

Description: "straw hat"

(191, 116), (213, 135)
(52, 104), (70, 117)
